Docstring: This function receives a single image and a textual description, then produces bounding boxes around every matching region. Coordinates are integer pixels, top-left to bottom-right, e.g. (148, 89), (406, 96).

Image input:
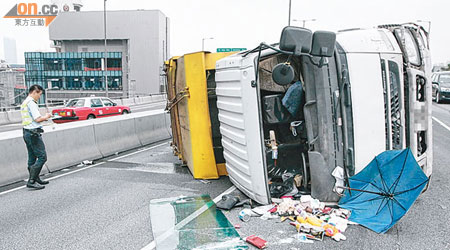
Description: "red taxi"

(52, 97), (131, 123)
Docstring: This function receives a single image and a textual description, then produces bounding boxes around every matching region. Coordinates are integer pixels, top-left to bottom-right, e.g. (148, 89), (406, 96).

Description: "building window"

(85, 58), (102, 71)
(65, 58), (82, 71)
(66, 77), (82, 90)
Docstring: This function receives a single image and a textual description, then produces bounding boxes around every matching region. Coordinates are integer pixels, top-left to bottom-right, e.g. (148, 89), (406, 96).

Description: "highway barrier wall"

(0, 110), (171, 187)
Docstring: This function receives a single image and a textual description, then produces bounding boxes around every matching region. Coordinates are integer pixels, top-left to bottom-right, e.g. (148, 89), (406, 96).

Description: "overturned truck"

(214, 23), (432, 204)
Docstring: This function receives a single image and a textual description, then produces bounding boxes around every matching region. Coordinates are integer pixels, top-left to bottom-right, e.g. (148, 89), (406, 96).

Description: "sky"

(0, 0), (449, 64)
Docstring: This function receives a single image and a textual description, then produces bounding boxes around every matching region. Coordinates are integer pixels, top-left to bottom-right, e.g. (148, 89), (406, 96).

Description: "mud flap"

(308, 151), (340, 202)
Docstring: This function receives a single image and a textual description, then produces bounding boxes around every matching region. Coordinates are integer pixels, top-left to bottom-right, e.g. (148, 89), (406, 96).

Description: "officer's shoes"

(36, 178), (49, 185)
(26, 181), (45, 190)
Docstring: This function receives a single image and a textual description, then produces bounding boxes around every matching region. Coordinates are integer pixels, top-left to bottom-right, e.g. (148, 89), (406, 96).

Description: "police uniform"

(21, 96), (49, 189)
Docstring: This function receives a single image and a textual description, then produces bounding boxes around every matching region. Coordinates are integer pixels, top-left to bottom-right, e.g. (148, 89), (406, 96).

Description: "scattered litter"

(332, 166), (345, 194)
(296, 233), (314, 244)
(235, 199), (252, 208)
(246, 235), (267, 249)
(239, 209), (252, 222)
(234, 224), (241, 229)
(77, 160), (93, 167)
(217, 195), (252, 210)
(216, 194), (240, 210)
(237, 195), (352, 244)
(199, 179), (211, 184)
(332, 232), (347, 242)
(278, 238), (294, 244)
(294, 174), (303, 188)
(251, 205), (276, 216)
(260, 212), (279, 220)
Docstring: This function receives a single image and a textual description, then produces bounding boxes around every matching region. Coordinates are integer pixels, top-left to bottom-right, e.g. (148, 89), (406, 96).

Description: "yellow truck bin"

(165, 52), (235, 179)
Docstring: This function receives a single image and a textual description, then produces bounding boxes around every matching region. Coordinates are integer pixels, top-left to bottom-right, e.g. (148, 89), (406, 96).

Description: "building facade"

(0, 68), (26, 108)
(25, 51), (123, 103)
(38, 10), (170, 103)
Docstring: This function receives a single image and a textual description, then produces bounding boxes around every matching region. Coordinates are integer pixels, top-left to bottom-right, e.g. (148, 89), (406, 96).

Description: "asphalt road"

(0, 140), (232, 250)
(0, 102), (449, 250)
(0, 101), (166, 133)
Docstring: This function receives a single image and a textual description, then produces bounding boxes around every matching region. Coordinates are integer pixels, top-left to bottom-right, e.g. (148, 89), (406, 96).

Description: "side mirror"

(113, 103), (117, 106)
(279, 26), (312, 56)
(311, 31), (336, 57)
(272, 63), (295, 85)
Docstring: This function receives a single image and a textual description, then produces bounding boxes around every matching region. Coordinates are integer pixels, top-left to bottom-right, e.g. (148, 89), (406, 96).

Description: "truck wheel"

(87, 114), (96, 120)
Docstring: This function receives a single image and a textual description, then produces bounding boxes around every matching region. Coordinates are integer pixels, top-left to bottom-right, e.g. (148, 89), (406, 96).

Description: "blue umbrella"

(338, 148), (429, 233)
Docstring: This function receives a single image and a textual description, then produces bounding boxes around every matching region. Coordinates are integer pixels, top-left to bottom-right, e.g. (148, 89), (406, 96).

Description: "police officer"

(21, 85), (52, 190)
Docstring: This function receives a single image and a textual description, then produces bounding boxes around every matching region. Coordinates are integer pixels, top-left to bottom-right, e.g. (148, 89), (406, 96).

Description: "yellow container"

(165, 52), (235, 179)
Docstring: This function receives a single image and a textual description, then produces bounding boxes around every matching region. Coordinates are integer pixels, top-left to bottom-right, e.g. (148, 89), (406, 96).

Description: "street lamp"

(288, 0), (292, 26)
(416, 20), (431, 33)
(202, 37), (214, 51)
(104, 0), (108, 97)
(292, 18), (317, 28)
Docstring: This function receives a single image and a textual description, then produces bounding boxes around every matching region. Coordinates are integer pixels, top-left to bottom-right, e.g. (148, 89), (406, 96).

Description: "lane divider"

(432, 116), (450, 132)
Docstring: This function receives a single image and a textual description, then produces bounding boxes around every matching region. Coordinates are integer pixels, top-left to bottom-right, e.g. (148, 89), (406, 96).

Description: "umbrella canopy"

(339, 148), (429, 233)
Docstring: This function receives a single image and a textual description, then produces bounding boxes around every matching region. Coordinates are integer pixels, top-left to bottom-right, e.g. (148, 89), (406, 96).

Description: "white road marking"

(141, 185), (237, 250)
(109, 142), (167, 161)
(45, 162), (106, 181)
(0, 161), (106, 197)
(0, 142), (168, 196)
(432, 116), (450, 132)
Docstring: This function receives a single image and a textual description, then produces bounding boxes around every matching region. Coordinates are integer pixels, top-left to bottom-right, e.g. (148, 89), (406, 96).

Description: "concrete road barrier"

(0, 109), (171, 187)
(6, 110), (21, 124)
(0, 130), (29, 186)
(134, 110), (171, 145)
(93, 115), (141, 157)
(43, 121), (103, 172)
(0, 112), (10, 125)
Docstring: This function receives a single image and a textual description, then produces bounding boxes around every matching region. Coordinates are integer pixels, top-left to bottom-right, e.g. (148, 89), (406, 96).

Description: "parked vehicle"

(432, 71), (450, 103)
(52, 97), (131, 123)
(214, 23), (432, 205)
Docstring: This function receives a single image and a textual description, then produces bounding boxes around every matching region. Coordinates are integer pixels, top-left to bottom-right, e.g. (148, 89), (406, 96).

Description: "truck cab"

(214, 23), (432, 205)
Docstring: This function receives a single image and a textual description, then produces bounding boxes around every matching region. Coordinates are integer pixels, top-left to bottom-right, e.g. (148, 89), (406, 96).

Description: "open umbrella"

(338, 148), (429, 233)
